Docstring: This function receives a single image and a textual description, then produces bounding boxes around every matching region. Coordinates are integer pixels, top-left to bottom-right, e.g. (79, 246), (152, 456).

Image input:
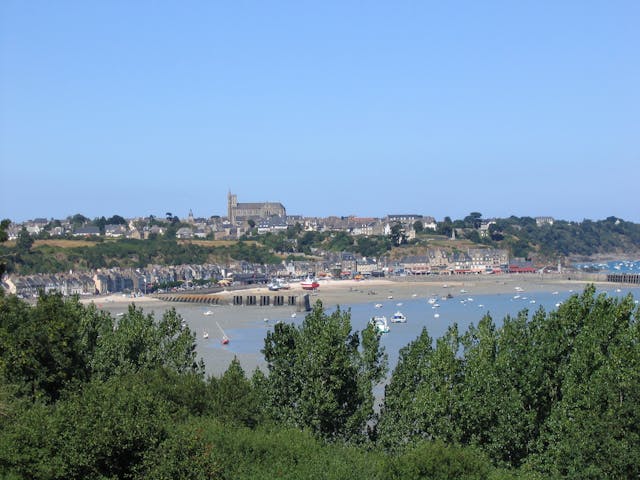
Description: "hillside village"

(2, 193), (555, 298)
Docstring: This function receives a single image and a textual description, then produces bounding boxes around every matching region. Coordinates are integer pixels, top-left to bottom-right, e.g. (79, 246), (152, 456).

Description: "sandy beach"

(82, 274), (612, 309)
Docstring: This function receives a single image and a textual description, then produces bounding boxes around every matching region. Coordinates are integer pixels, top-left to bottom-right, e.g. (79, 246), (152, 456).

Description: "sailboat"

(216, 321), (230, 345)
(203, 329), (209, 339)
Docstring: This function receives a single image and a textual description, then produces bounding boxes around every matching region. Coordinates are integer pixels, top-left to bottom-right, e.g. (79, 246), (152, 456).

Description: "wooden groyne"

(154, 292), (311, 311)
(607, 273), (640, 285)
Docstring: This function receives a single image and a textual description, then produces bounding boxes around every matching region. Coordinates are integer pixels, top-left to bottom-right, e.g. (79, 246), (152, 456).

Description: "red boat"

(216, 321), (230, 345)
(301, 278), (320, 290)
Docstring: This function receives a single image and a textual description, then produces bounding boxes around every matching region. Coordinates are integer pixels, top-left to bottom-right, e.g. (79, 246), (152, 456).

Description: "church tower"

(227, 191), (238, 224)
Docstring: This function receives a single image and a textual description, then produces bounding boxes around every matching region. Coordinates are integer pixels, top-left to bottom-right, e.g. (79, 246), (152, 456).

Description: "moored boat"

(391, 311), (407, 323)
(301, 278), (320, 290)
(371, 316), (390, 334)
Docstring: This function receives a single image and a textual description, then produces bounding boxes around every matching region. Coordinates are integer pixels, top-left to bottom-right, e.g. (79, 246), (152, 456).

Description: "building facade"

(227, 192), (286, 224)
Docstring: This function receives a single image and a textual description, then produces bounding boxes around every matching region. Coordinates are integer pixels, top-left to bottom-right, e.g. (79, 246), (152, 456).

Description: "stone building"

(227, 191), (286, 224)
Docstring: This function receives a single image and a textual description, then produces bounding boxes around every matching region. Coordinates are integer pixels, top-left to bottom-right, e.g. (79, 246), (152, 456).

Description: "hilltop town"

(2, 192), (639, 299)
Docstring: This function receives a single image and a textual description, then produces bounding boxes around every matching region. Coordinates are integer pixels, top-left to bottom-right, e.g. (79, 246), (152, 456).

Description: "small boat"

(434, 313), (440, 318)
(301, 278), (320, 290)
(203, 310), (214, 316)
(374, 303), (383, 309)
(291, 312), (297, 318)
(427, 297), (437, 305)
(216, 322), (230, 345)
(387, 295), (393, 299)
(391, 311), (407, 323)
(396, 302), (403, 306)
(203, 330), (209, 339)
(371, 316), (390, 334)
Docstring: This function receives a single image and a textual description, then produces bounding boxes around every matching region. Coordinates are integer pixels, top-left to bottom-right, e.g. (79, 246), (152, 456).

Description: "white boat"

(387, 295), (393, 299)
(203, 330), (209, 339)
(371, 316), (390, 334)
(203, 310), (214, 316)
(291, 312), (297, 318)
(374, 303), (383, 308)
(434, 313), (440, 318)
(391, 311), (407, 323)
(428, 297), (437, 305)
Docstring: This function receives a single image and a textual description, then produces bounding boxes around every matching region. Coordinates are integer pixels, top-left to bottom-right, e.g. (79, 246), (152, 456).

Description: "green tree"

(327, 231), (355, 251)
(463, 212), (483, 229)
(0, 219), (10, 276)
(389, 223), (407, 246)
(377, 327), (434, 450)
(0, 292), (109, 402)
(106, 214), (127, 225)
(0, 373), (173, 480)
(262, 301), (387, 441)
(93, 216), (107, 234)
(15, 227), (34, 254)
(529, 290), (640, 478)
(69, 213), (89, 226)
(90, 305), (203, 380)
(209, 357), (262, 427)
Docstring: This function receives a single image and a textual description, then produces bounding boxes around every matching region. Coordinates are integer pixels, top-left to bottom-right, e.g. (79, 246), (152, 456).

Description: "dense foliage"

(0, 237), (282, 275)
(377, 285), (640, 478)
(1, 288), (638, 478)
(261, 301), (387, 442)
(475, 216), (640, 259)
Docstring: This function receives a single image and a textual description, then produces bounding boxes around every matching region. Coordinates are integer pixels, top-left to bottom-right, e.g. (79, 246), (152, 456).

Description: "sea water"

(103, 284), (640, 378)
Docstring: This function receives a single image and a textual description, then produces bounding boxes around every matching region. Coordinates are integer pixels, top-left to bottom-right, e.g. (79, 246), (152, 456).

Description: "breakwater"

(154, 292), (312, 311)
(607, 273), (640, 285)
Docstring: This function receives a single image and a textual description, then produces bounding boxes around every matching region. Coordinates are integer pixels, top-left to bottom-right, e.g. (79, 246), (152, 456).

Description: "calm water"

(102, 284), (640, 378)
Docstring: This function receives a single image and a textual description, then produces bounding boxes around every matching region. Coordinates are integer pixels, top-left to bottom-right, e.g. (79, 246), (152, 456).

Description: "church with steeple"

(227, 191), (286, 224)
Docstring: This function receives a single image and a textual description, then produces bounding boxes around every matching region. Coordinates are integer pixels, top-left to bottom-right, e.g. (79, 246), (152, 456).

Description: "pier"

(607, 273), (640, 285)
(154, 292), (311, 311)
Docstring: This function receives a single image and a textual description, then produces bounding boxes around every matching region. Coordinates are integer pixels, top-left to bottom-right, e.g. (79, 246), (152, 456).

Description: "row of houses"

(2, 246), (524, 299)
(2, 264), (224, 299)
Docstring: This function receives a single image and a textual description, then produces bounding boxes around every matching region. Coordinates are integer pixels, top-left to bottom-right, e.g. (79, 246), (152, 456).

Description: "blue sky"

(1, 1), (639, 223)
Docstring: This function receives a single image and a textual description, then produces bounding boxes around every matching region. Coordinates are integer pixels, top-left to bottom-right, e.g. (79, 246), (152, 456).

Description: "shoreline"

(81, 274), (617, 309)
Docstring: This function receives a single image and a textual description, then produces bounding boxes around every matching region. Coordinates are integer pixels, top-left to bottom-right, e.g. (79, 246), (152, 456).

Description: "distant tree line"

(1, 287), (638, 478)
(437, 214), (640, 260)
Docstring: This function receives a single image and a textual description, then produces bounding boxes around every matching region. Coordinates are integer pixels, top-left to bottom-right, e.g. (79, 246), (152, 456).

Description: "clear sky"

(1, 1), (639, 223)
